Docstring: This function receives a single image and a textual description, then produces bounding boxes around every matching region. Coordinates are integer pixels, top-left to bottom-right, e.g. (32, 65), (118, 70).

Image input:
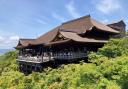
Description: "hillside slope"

(0, 38), (128, 89)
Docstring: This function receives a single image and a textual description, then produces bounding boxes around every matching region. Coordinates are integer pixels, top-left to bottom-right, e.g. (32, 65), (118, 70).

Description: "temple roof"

(16, 15), (120, 49)
(61, 15), (119, 34)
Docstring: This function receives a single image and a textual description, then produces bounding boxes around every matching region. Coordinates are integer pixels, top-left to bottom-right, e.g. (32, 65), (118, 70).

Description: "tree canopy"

(0, 38), (128, 89)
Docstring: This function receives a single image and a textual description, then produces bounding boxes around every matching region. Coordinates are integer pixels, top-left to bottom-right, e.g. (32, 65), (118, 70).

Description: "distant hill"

(0, 49), (14, 55)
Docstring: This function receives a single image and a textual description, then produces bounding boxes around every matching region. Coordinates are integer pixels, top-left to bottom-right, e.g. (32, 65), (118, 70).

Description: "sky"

(0, 0), (128, 49)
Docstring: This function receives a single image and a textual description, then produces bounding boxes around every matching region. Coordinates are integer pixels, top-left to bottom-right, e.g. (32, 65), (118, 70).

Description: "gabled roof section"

(34, 26), (60, 44)
(90, 18), (119, 33)
(61, 15), (92, 34)
(16, 27), (60, 48)
(61, 15), (119, 34)
(18, 39), (35, 46)
(15, 39), (35, 49)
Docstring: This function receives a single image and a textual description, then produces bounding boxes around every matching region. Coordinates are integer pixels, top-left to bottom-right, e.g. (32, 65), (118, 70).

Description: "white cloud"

(96, 0), (121, 14)
(0, 29), (20, 49)
(0, 36), (4, 41)
(125, 20), (128, 23)
(36, 19), (47, 25)
(10, 35), (19, 40)
(65, 0), (80, 18)
(101, 19), (109, 24)
(0, 35), (19, 49)
(52, 12), (66, 22)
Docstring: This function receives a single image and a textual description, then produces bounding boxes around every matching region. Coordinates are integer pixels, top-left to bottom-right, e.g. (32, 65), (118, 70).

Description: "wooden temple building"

(15, 15), (126, 73)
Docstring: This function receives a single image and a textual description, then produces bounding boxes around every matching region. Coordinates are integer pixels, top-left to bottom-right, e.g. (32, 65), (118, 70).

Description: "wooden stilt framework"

(17, 44), (88, 73)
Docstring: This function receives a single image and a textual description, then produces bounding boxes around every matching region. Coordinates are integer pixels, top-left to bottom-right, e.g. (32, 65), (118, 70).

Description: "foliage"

(0, 38), (128, 89)
(98, 38), (128, 58)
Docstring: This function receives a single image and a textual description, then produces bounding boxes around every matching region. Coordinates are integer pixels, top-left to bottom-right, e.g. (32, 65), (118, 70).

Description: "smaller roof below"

(44, 39), (71, 46)
(18, 39), (35, 46)
(60, 31), (108, 43)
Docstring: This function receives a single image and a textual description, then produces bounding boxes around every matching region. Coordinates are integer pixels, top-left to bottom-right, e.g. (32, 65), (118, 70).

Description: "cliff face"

(108, 20), (126, 38)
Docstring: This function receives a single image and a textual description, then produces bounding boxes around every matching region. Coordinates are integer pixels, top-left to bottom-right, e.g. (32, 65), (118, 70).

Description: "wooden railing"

(17, 52), (87, 63)
(53, 52), (87, 60)
(17, 56), (43, 63)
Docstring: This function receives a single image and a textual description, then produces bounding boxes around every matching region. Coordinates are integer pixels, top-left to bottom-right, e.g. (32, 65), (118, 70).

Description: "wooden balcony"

(53, 52), (87, 60)
(17, 56), (43, 63)
(17, 52), (87, 63)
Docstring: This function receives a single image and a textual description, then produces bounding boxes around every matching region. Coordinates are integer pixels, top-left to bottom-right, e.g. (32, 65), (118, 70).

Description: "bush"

(98, 38), (128, 58)
(88, 52), (108, 65)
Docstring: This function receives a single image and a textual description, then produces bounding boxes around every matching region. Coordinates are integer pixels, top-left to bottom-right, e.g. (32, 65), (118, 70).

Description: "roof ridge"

(19, 38), (35, 40)
(107, 20), (126, 26)
(62, 15), (91, 25)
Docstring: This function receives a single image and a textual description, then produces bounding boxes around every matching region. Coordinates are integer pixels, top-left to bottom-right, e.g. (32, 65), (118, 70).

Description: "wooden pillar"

(34, 64), (37, 71)
(25, 63), (28, 73)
